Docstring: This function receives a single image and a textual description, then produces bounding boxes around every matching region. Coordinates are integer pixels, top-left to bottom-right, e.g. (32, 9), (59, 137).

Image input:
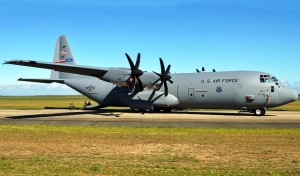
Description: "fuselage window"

(271, 86), (274, 92)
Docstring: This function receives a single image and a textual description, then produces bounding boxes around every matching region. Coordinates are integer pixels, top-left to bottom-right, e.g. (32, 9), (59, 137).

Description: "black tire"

(153, 107), (172, 113)
(131, 108), (140, 113)
(162, 108), (172, 113)
(253, 108), (266, 116)
(154, 107), (161, 113)
(261, 108), (266, 116)
(132, 108), (153, 113)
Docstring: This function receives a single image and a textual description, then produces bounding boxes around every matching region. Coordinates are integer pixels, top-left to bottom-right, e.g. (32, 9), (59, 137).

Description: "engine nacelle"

(102, 68), (161, 87)
(102, 68), (131, 84)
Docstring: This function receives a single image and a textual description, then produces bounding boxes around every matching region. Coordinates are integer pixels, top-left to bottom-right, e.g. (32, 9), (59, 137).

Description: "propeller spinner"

(153, 58), (173, 96)
(125, 53), (144, 92)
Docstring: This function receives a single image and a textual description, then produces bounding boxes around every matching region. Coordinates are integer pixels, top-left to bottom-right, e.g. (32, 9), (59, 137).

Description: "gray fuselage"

(63, 71), (298, 110)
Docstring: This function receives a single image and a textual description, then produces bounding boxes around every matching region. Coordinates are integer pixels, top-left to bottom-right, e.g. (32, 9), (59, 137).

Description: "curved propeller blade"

(166, 65), (171, 74)
(125, 53), (144, 92)
(125, 53), (135, 69)
(136, 77), (143, 91)
(153, 58), (173, 96)
(135, 53), (140, 69)
(164, 81), (169, 96)
(159, 58), (165, 74)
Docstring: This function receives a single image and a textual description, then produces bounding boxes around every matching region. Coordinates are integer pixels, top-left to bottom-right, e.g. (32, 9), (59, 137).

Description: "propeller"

(213, 69), (216, 72)
(196, 69), (200, 73)
(153, 58), (173, 96)
(125, 53), (144, 92)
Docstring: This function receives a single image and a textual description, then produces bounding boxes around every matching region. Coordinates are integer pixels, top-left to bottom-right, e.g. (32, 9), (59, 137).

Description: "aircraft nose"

(278, 88), (298, 106)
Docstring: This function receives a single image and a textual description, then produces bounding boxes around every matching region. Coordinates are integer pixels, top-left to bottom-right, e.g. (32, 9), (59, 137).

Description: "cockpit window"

(260, 75), (279, 83)
(272, 77), (278, 81)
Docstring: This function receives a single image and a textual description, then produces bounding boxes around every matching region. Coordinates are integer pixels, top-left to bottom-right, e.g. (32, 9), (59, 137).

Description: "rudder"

(51, 35), (77, 79)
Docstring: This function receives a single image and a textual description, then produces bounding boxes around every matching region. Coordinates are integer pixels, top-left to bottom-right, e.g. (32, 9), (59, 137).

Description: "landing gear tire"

(131, 108), (140, 113)
(131, 108), (153, 113)
(253, 108), (266, 116)
(154, 107), (161, 113)
(163, 108), (172, 113)
(154, 107), (172, 113)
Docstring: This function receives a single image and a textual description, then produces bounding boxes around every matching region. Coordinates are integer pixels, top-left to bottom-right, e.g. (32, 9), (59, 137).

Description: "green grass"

(269, 98), (300, 111)
(0, 125), (300, 175)
(0, 95), (93, 109)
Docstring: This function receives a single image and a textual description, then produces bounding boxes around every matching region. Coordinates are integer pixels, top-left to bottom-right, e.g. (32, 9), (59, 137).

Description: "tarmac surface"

(0, 109), (300, 128)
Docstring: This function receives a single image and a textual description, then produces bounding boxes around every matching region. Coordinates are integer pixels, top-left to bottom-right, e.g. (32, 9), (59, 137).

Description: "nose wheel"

(253, 108), (266, 116)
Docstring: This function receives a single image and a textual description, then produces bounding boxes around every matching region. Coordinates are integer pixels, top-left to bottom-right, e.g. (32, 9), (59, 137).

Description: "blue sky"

(0, 0), (299, 95)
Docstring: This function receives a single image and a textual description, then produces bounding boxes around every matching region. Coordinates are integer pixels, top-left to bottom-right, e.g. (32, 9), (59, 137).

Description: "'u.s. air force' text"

(200, 78), (239, 83)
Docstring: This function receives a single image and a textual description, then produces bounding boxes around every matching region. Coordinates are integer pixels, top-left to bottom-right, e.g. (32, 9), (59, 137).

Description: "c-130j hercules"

(4, 35), (298, 116)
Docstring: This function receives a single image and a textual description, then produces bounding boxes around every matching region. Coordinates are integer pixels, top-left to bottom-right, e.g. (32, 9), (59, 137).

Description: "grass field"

(0, 95), (94, 109)
(0, 95), (299, 111)
(0, 97), (299, 175)
(0, 125), (299, 175)
(269, 97), (300, 111)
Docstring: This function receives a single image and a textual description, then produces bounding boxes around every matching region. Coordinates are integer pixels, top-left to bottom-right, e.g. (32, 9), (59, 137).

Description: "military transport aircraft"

(4, 35), (298, 116)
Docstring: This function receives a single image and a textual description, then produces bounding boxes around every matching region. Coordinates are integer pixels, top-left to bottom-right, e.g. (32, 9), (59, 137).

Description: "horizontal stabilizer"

(5, 60), (108, 78)
(18, 78), (65, 84)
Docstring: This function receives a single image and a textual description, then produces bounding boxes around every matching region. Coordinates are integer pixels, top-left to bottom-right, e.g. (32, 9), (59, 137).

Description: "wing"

(18, 78), (65, 84)
(4, 60), (109, 78)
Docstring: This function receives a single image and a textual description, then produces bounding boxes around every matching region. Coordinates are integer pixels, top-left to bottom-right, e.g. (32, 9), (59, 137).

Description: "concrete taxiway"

(0, 109), (300, 128)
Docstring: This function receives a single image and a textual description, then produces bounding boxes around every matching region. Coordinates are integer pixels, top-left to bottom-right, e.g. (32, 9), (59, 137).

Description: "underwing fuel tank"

(130, 91), (179, 110)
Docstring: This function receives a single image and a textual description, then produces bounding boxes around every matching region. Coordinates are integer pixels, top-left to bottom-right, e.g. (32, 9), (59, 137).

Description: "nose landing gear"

(252, 108), (266, 116)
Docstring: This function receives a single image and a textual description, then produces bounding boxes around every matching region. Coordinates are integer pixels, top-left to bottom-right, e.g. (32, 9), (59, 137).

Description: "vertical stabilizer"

(50, 35), (77, 79)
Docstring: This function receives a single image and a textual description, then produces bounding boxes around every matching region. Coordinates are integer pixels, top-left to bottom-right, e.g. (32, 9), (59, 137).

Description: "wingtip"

(3, 60), (19, 65)
(2, 60), (35, 65)
(3, 60), (9, 64)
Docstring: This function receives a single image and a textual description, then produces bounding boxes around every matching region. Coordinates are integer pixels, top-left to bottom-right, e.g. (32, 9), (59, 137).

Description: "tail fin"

(51, 35), (77, 79)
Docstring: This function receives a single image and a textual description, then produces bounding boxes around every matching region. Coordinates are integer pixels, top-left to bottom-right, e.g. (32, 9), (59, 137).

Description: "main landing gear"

(153, 107), (172, 113)
(131, 107), (172, 113)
